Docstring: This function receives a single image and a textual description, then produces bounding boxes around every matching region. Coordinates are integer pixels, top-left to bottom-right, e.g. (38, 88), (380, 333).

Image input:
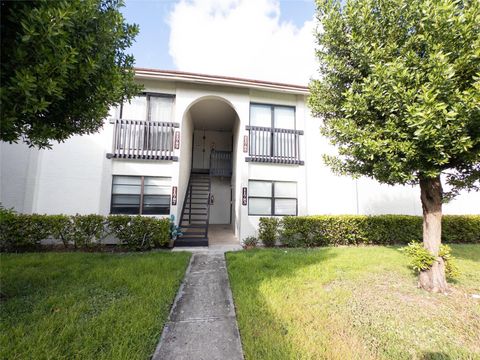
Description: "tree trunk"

(418, 176), (448, 293)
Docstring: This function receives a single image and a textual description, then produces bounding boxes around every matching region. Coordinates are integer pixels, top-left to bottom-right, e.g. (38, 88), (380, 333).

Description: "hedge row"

(259, 215), (480, 247)
(0, 208), (171, 252)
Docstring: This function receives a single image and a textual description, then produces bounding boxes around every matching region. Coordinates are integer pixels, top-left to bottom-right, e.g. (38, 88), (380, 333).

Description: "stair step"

(182, 231), (207, 236)
(175, 238), (208, 247)
(181, 225), (207, 228)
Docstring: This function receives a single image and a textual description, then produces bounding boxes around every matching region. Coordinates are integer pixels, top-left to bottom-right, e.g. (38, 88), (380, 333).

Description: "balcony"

(210, 150), (232, 176)
(107, 119), (179, 161)
(246, 125), (304, 165)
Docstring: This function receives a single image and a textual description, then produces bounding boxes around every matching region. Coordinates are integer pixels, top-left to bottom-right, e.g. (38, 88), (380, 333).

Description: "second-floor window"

(248, 103), (302, 163)
(121, 93), (174, 122)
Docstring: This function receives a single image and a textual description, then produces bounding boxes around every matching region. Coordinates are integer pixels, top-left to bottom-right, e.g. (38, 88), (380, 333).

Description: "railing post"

(188, 185), (192, 223)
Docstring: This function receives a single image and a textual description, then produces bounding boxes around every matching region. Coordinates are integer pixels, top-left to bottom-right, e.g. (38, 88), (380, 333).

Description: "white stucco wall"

(0, 142), (40, 213)
(33, 124), (112, 215)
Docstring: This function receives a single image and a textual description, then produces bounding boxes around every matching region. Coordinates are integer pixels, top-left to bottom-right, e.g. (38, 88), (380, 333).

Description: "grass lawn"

(0, 251), (191, 360)
(227, 245), (480, 360)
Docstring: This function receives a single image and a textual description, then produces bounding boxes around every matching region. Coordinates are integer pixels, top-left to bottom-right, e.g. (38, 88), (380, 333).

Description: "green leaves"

(309, 0), (480, 193)
(401, 241), (460, 278)
(0, 0), (142, 148)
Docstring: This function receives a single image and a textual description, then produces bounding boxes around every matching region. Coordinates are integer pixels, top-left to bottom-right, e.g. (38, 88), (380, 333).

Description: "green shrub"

(107, 215), (170, 251)
(242, 236), (259, 249)
(400, 241), (437, 272)
(0, 208), (52, 252)
(49, 215), (74, 248)
(401, 241), (460, 278)
(439, 244), (460, 278)
(258, 217), (280, 247)
(442, 215), (480, 243)
(71, 214), (106, 248)
(274, 215), (479, 247)
(0, 207), (25, 252)
(0, 210), (171, 252)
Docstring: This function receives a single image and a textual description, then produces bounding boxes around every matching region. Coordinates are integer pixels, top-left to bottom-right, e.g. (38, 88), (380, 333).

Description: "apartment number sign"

(243, 135), (248, 153)
(242, 187), (248, 206)
(172, 186), (177, 205)
(174, 131), (180, 149)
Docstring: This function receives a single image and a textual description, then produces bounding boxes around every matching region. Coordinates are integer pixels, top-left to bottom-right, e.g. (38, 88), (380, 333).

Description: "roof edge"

(134, 68), (309, 95)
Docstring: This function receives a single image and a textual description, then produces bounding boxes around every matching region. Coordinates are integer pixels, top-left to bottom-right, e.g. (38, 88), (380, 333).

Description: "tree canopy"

(309, 0), (480, 292)
(0, 0), (142, 148)
(309, 0), (480, 197)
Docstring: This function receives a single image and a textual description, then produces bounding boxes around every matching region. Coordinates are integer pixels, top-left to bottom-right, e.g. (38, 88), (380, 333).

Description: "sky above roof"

(122, 0), (318, 85)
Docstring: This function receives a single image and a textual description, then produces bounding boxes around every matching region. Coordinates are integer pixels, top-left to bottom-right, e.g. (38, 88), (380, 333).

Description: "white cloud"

(168, 0), (317, 85)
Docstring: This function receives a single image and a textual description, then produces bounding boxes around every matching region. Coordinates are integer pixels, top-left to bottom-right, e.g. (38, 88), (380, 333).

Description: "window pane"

(143, 194), (170, 215)
(274, 182), (297, 198)
(142, 206), (170, 215)
(250, 105), (271, 127)
(249, 181), (272, 197)
(150, 96), (173, 122)
(111, 205), (140, 215)
(144, 177), (170, 186)
(122, 96), (147, 120)
(248, 198), (272, 215)
(113, 176), (141, 185)
(112, 195), (140, 205)
(274, 199), (297, 215)
(143, 195), (170, 205)
(274, 107), (295, 129)
(144, 186), (170, 195)
(111, 194), (140, 214)
(112, 184), (141, 195)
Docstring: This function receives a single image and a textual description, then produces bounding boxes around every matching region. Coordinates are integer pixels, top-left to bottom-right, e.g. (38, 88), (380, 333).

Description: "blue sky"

(121, 0), (317, 84)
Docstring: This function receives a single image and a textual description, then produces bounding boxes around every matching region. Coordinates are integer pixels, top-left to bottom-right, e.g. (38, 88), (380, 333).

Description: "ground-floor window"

(111, 175), (171, 215)
(248, 180), (297, 216)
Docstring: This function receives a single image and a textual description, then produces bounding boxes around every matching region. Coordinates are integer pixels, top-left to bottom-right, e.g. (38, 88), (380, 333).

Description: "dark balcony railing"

(246, 125), (304, 165)
(108, 119), (179, 161)
(210, 150), (232, 176)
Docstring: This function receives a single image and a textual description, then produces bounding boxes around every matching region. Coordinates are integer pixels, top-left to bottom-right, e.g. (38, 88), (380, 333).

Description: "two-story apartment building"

(1, 68), (478, 246)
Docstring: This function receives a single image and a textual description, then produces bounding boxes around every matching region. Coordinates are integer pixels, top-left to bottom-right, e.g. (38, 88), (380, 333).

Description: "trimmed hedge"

(0, 208), (171, 252)
(259, 215), (480, 247)
(258, 217), (280, 247)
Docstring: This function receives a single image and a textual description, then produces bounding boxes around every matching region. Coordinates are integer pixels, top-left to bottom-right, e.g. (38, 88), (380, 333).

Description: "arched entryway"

(177, 97), (240, 247)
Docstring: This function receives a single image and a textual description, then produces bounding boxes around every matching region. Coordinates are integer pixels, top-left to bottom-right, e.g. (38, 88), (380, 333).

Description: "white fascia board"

(134, 69), (310, 96)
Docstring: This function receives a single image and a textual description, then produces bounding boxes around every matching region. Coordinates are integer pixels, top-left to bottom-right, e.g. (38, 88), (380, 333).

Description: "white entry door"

(209, 177), (231, 224)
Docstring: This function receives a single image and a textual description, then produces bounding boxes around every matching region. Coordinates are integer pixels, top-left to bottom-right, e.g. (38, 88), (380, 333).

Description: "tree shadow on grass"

(420, 352), (452, 360)
(226, 247), (340, 360)
(449, 244), (480, 263)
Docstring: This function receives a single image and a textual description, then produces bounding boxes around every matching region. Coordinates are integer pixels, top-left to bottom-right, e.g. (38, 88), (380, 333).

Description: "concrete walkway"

(152, 252), (244, 360)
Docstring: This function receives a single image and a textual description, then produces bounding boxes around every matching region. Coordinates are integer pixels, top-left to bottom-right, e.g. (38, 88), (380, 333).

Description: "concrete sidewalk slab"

(152, 253), (244, 360)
